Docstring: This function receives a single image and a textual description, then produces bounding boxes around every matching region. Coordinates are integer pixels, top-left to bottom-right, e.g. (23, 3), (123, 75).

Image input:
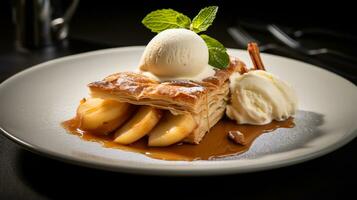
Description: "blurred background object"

(12, 0), (79, 50)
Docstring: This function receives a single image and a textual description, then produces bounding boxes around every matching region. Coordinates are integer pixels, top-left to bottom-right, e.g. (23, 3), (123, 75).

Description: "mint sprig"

(190, 6), (218, 33)
(142, 9), (191, 33)
(142, 6), (229, 69)
(200, 35), (229, 69)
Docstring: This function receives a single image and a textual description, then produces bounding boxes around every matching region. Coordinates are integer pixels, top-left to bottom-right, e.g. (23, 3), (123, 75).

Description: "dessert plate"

(1, 46), (356, 175)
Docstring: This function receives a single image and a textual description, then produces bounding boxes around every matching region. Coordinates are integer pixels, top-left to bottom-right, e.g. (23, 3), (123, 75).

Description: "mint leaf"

(191, 6), (218, 33)
(200, 34), (229, 69)
(142, 9), (191, 33)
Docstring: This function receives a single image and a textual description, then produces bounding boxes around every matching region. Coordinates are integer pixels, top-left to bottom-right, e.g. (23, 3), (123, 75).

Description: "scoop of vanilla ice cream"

(226, 70), (298, 125)
(139, 28), (215, 81)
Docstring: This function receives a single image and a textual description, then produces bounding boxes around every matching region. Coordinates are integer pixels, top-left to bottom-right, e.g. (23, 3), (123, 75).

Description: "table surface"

(1, 3), (357, 199)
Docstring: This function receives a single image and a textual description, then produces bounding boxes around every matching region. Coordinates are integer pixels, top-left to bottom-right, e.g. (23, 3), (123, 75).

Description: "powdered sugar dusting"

(115, 76), (142, 94)
(177, 86), (204, 94)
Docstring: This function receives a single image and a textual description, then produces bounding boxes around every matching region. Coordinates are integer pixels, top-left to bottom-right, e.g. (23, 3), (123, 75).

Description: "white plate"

(0, 46), (356, 176)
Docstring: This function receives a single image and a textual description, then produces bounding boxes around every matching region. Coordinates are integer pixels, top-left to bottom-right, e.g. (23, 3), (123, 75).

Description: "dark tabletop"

(1, 1), (356, 199)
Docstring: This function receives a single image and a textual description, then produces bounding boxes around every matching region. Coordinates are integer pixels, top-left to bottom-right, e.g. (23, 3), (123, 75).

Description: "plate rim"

(1, 125), (356, 176)
(1, 46), (357, 176)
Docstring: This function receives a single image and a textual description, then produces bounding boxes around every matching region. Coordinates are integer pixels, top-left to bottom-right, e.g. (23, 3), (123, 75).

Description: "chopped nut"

(80, 98), (87, 104)
(228, 131), (246, 145)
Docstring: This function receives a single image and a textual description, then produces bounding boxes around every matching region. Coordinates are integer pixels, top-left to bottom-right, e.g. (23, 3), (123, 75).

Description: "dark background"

(1, 0), (356, 199)
(2, 0), (357, 48)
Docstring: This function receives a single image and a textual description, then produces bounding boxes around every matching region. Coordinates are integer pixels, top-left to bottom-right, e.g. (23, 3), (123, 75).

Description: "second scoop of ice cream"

(226, 70), (298, 125)
(139, 28), (215, 81)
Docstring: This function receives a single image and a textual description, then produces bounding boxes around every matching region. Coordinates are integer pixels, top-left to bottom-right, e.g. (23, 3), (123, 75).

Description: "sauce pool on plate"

(62, 118), (294, 161)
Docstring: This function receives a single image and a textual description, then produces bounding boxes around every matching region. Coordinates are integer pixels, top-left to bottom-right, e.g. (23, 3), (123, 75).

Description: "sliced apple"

(76, 98), (133, 135)
(148, 112), (196, 147)
(114, 106), (162, 144)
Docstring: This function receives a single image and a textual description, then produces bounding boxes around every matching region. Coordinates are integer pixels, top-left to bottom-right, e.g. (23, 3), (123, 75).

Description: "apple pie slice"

(87, 58), (245, 145)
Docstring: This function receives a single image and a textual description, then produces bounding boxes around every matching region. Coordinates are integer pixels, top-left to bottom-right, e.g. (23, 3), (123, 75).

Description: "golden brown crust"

(88, 58), (245, 114)
(88, 57), (246, 144)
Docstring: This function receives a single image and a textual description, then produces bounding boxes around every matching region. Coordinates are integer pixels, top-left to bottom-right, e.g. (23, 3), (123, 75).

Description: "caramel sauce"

(62, 118), (294, 161)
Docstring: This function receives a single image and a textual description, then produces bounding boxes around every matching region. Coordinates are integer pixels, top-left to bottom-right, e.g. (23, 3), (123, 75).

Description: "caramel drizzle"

(62, 117), (295, 161)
